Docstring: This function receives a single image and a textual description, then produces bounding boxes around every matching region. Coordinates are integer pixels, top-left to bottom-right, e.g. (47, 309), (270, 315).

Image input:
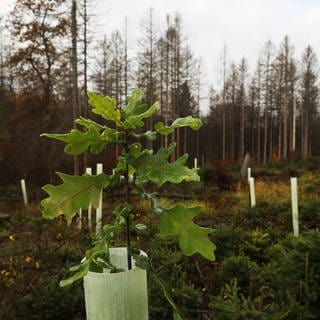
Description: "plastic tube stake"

(20, 179), (28, 206)
(96, 163), (103, 235)
(249, 177), (256, 207)
(291, 177), (299, 237)
(86, 167), (92, 231)
(194, 157), (198, 169)
(248, 167), (251, 182)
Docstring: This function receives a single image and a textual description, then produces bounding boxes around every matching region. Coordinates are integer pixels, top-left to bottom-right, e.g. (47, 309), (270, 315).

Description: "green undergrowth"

(1, 159), (320, 319)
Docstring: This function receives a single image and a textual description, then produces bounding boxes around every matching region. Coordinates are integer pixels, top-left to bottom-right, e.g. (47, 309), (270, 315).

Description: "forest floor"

(1, 157), (320, 320)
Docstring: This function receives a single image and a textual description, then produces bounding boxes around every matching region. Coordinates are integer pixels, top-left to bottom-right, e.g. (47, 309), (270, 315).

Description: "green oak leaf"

(132, 143), (199, 187)
(88, 91), (122, 127)
(42, 125), (119, 155)
(41, 172), (110, 220)
(159, 203), (216, 261)
(59, 259), (90, 287)
(76, 117), (105, 130)
(122, 89), (146, 117)
(123, 102), (159, 129)
(155, 116), (202, 135)
(60, 239), (113, 287)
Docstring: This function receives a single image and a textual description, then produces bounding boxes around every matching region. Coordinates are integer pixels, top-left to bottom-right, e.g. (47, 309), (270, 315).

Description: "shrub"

(210, 280), (282, 320)
(17, 277), (84, 320)
(300, 200), (320, 227)
(214, 161), (234, 191)
(218, 255), (258, 288)
(211, 226), (245, 260)
(259, 230), (320, 319)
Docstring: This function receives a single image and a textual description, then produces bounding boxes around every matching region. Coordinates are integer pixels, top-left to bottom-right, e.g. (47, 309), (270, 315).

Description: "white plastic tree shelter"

(247, 167), (251, 182)
(194, 157), (198, 169)
(249, 177), (256, 207)
(96, 163), (103, 235)
(84, 248), (148, 320)
(290, 177), (299, 237)
(77, 168), (95, 230)
(20, 179), (29, 206)
(86, 167), (93, 231)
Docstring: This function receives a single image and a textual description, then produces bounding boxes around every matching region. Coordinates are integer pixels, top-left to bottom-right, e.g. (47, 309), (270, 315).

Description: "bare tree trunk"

(238, 58), (247, 160)
(164, 29), (170, 149)
(263, 103), (268, 164)
(71, 0), (79, 175)
(222, 45), (227, 161)
(196, 64), (201, 161)
(256, 65), (261, 163)
(0, 37), (4, 89)
(278, 110), (282, 161)
(83, 0), (88, 169)
(183, 126), (187, 154)
(231, 80), (236, 161)
(124, 18), (128, 99)
(291, 95), (296, 154)
(303, 106), (309, 157)
(283, 96), (288, 159)
(300, 99), (304, 156)
(269, 108), (274, 161)
(240, 93), (244, 159)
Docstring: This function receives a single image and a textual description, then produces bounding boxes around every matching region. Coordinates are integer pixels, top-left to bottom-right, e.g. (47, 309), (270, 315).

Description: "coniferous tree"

(299, 45), (319, 157)
(92, 35), (112, 95)
(252, 59), (262, 162)
(274, 36), (295, 160)
(260, 40), (275, 163)
(229, 62), (239, 161)
(238, 57), (248, 160)
(137, 8), (158, 148)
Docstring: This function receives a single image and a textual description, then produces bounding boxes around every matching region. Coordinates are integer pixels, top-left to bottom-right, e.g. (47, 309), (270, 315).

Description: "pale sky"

(95, 0), (320, 87)
(1, 0), (320, 101)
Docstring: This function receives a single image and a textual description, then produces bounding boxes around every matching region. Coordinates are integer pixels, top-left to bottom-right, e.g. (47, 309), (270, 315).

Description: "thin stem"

(124, 131), (132, 270)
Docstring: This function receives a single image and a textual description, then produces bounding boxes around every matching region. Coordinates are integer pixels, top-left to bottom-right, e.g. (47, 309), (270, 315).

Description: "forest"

(1, 1), (320, 320)
(0, 0), (319, 187)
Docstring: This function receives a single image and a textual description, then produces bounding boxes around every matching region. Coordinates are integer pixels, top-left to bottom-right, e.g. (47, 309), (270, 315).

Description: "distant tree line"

(0, 0), (319, 185)
(206, 38), (319, 163)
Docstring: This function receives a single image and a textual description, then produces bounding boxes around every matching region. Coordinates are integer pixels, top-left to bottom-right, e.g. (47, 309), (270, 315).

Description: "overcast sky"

(1, 0), (320, 103)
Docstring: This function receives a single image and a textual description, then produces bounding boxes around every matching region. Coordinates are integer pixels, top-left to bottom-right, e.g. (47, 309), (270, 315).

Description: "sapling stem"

(125, 164), (132, 270)
(124, 132), (132, 270)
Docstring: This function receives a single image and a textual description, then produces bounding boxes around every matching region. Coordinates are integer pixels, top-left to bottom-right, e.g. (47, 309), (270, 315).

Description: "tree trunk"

(71, 0), (79, 175)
